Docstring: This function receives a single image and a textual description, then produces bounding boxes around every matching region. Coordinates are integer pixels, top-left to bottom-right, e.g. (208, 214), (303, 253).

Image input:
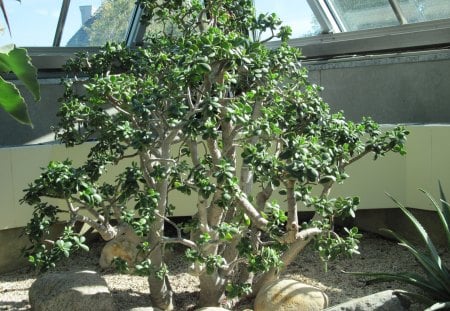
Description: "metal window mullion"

(388, 0), (408, 25)
(53, 0), (71, 47)
(307, 0), (342, 34)
(321, 0), (347, 32)
(125, 5), (145, 47)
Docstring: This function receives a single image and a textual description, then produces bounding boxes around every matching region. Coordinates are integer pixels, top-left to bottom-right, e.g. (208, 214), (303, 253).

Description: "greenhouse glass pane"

(398, 0), (450, 23)
(63, 0), (136, 47)
(0, 0), (63, 47)
(327, 0), (400, 31)
(0, 0), (136, 47)
(254, 0), (322, 41)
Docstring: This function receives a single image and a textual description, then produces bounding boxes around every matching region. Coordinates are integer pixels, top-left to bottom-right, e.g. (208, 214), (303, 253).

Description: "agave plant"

(348, 183), (450, 310)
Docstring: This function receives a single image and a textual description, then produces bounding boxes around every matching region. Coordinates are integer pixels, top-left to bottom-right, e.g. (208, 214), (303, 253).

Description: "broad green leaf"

(0, 76), (32, 125)
(0, 44), (40, 101)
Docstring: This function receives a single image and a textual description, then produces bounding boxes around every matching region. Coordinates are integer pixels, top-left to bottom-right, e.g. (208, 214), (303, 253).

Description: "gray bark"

(198, 272), (226, 307)
(144, 142), (174, 310)
(252, 228), (321, 294)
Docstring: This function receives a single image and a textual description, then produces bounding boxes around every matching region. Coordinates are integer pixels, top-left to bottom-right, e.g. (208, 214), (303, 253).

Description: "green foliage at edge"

(0, 44), (40, 126)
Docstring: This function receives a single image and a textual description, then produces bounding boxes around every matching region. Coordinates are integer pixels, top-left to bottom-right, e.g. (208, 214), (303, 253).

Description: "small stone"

(254, 278), (328, 311)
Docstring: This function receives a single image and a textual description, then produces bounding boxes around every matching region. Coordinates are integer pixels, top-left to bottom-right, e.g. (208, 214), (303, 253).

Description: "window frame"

(22, 2), (450, 71)
(265, 18), (450, 59)
(22, 4), (144, 72)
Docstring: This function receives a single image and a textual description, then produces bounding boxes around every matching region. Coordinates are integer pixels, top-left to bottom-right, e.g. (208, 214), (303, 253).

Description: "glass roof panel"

(254, 0), (322, 41)
(398, 0), (450, 23)
(327, 0), (400, 31)
(63, 0), (135, 47)
(0, 0), (63, 46)
(0, 0), (135, 47)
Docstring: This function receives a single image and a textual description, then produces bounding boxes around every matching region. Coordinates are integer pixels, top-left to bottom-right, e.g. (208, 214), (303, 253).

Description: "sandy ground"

(0, 231), (443, 310)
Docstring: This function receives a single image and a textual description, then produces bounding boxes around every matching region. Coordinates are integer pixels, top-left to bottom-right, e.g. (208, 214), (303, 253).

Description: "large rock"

(100, 225), (142, 269)
(195, 308), (230, 311)
(254, 278), (328, 311)
(324, 290), (410, 311)
(29, 270), (116, 311)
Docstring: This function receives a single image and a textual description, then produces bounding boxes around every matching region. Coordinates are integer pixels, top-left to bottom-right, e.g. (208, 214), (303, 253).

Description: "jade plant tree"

(21, 0), (409, 309)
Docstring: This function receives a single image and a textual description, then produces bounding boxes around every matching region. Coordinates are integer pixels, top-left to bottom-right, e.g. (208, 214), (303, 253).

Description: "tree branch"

(162, 237), (198, 249)
(342, 148), (371, 168)
(236, 193), (268, 230)
(74, 214), (117, 241)
(255, 183), (273, 211)
(140, 152), (156, 188)
(285, 179), (299, 243)
(253, 227), (322, 293)
(188, 140), (210, 233)
(207, 138), (221, 165)
(320, 180), (334, 198)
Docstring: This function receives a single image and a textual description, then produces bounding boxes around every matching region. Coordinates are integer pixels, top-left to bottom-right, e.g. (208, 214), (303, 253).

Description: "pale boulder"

(29, 270), (116, 311)
(324, 290), (410, 310)
(255, 278), (328, 311)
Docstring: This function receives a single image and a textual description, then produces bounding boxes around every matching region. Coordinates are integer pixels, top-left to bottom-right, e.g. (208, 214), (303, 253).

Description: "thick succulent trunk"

(147, 183), (173, 310)
(198, 272), (226, 307)
(146, 143), (173, 310)
(252, 227), (322, 294)
(197, 207), (226, 307)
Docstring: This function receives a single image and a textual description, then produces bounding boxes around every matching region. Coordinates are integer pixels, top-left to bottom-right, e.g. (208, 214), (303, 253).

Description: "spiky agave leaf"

(425, 301), (450, 311)
(346, 190), (450, 306)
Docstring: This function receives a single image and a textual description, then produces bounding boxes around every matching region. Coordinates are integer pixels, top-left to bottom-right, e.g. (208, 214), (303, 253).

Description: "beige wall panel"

(0, 148), (15, 228)
(429, 125), (450, 206)
(9, 145), (52, 229)
(3, 125), (450, 229)
(333, 148), (407, 210)
(404, 126), (433, 209)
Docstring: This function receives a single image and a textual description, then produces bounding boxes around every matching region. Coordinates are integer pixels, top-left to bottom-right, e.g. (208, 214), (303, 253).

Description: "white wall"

(1, 125), (449, 230)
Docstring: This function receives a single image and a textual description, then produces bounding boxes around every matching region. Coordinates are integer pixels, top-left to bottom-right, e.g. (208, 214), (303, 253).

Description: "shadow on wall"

(0, 82), (63, 146)
(3, 51), (450, 146)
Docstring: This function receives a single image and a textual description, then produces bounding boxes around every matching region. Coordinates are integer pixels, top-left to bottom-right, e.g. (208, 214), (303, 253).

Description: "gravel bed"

(0, 231), (444, 310)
